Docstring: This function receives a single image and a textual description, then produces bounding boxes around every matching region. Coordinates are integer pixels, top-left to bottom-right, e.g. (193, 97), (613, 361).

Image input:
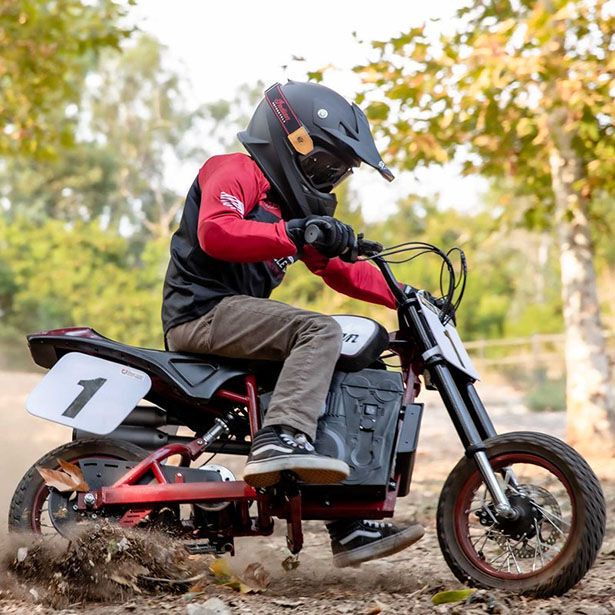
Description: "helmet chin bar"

(302, 188), (337, 218)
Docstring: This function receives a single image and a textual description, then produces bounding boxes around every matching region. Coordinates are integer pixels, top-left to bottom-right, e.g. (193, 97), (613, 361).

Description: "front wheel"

(437, 431), (606, 597)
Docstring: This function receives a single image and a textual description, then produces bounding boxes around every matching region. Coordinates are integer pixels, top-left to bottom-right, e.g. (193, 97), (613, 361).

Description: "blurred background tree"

(353, 0), (614, 453)
(0, 0), (132, 158)
(2, 34), (204, 241)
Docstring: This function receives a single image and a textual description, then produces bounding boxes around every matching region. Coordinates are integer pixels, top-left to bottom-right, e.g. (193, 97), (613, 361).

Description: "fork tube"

(404, 302), (515, 517)
(473, 452), (517, 518)
(465, 383), (497, 439)
(430, 363), (485, 449)
(431, 365), (515, 518)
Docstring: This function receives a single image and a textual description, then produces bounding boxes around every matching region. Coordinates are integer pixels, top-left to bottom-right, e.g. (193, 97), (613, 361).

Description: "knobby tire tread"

(436, 431), (606, 597)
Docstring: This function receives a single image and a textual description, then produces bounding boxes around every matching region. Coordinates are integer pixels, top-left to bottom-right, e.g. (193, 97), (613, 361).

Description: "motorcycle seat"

(27, 315), (389, 405)
(28, 328), (247, 404)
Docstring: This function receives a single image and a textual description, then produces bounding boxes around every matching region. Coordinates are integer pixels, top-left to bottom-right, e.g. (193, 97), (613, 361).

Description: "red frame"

(73, 343), (422, 553)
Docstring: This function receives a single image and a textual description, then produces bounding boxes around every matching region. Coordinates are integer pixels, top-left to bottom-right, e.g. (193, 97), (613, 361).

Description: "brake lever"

(356, 233), (383, 258)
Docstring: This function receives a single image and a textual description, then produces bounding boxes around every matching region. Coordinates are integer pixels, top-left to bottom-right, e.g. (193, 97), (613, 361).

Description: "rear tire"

(436, 431), (605, 597)
(9, 438), (146, 533)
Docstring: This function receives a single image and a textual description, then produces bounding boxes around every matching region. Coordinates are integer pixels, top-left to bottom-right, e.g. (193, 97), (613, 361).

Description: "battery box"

(313, 368), (404, 497)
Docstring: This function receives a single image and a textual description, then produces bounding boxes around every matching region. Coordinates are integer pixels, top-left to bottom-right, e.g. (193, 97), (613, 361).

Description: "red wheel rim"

(454, 452), (577, 580)
(30, 453), (119, 533)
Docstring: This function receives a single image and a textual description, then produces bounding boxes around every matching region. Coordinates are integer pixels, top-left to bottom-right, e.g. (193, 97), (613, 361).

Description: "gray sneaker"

(327, 519), (425, 567)
(243, 426), (350, 488)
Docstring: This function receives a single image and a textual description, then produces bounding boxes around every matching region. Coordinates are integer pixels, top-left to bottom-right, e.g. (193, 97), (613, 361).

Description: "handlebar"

(304, 224), (384, 259)
(304, 224), (405, 304)
(303, 223), (323, 246)
(304, 224), (465, 322)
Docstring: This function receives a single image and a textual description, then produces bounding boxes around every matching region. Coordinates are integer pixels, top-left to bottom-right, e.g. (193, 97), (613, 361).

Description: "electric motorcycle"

(9, 230), (606, 597)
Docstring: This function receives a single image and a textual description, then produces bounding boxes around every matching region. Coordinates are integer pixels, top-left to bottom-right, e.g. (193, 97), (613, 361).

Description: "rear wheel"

(437, 431), (605, 597)
(9, 438), (146, 534)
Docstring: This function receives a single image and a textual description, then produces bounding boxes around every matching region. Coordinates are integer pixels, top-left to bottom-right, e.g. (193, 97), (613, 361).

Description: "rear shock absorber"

(194, 412), (234, 455)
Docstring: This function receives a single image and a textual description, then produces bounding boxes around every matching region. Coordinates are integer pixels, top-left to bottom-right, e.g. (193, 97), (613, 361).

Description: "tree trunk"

(548, 110), (615, 457)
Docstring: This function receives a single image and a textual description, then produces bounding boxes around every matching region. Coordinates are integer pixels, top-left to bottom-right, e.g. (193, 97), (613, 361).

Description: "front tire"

(436, 431), (605, 597)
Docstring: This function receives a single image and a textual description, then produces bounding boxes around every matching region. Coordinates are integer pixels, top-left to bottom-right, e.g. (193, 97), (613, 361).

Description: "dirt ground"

(0, 369), (613, 614)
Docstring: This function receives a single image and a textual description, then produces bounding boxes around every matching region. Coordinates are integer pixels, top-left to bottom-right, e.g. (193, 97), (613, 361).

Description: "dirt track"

(0, 370), (613, 614)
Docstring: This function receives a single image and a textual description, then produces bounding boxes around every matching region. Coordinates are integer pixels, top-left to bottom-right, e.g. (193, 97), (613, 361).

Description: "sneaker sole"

(332, 524), (425, 568)
(243, 456), (350, 488)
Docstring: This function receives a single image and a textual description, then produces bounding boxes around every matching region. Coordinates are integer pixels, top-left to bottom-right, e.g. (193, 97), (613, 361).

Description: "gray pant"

(166, 295), (343, 439)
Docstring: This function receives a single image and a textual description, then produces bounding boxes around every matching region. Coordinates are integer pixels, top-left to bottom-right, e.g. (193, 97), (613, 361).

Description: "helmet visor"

(298, 147), (355, 193)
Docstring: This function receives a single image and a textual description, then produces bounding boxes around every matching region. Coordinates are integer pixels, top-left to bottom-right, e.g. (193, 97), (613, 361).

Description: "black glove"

(303, 216), (357, 262)
(285, 216), (318, 250)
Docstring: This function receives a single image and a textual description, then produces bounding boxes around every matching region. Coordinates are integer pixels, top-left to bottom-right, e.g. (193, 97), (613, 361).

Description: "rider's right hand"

(292, 216), (356, 261)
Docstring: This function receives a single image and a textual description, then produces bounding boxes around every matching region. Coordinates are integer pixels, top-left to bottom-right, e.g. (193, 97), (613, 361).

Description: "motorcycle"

(9, 229), (606, 597)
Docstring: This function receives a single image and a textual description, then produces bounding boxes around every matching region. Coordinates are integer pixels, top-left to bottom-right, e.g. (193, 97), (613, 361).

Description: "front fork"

(429, 363), (516, 518)
(371, 258), (518, 519)
(402, 301), (517, 519)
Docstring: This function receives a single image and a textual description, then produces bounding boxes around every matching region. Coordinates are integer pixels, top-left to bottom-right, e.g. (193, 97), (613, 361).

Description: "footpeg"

(184, 539), (234, 556)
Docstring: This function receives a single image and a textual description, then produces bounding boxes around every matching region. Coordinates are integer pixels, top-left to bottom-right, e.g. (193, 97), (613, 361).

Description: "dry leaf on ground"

(209, 557), (269, 594)
(242, 562), (271, 591)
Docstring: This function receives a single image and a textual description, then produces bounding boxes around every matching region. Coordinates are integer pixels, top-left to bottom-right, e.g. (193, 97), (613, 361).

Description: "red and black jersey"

(162, 153), (396, 335)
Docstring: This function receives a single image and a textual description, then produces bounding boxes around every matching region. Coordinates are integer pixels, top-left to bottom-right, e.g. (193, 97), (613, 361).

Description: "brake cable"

(363, 241), (466, 325)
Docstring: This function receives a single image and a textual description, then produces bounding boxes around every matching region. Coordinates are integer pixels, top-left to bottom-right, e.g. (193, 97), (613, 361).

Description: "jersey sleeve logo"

(219, 192), (245, 216)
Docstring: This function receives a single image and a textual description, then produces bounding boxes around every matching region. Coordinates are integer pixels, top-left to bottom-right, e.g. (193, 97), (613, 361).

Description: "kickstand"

(281, 471), (303, 555)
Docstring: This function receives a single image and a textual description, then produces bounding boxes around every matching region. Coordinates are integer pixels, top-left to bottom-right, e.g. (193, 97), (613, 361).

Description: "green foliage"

(1, 142), (120, 224)
(354, 0), (615, 222)
(524, 373), (567, 413)
(0, 15), (592, 355)
(2, 33), (206, 241)
(200, 82), (266, 153)
(0, 217), (166, 348)
(0, 0), (132, 158)
(87, 34), (205, 238)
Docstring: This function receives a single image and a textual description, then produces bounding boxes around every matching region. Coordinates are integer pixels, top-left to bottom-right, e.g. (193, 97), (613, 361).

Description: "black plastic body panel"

(395, 403), (423, 497)
(310, 368), (404, 498)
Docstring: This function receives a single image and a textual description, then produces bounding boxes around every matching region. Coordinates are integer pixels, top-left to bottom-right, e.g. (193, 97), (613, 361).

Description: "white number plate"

(419, 296), (481, 380)
(26, 352), (152, 435)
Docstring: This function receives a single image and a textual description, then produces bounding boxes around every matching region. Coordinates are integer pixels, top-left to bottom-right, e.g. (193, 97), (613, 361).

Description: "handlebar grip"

(304, 224), (324, 245)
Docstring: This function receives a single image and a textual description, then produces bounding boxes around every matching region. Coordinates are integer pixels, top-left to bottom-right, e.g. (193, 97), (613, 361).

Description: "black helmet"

(238, 81), (394, 220)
